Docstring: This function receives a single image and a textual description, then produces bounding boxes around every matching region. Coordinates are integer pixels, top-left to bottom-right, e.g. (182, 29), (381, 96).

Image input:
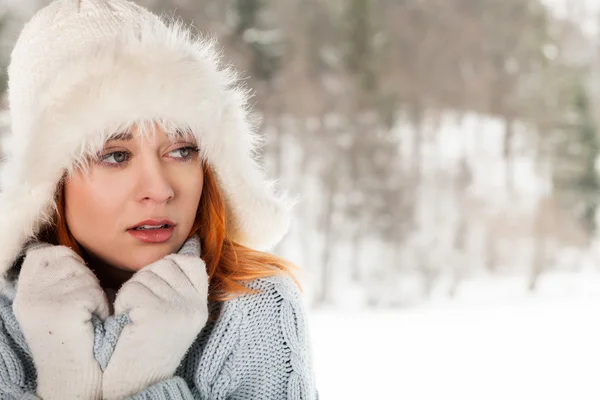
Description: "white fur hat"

(0, 0), (293, 282)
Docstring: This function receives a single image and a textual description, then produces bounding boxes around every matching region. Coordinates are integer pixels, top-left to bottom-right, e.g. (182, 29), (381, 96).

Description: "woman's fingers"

(17, 245), (109, 322)
(142, 258), (191, 293)
(113, 280), (157, 316)
(22, 245), (90, 284)
(166, 254), (209, 295)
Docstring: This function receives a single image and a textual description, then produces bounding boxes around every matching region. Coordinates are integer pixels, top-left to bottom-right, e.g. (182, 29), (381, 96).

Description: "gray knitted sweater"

(0, 269), (318, 399)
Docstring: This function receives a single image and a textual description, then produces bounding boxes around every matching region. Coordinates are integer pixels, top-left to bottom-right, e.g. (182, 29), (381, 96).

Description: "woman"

(0, 0), (317, 399)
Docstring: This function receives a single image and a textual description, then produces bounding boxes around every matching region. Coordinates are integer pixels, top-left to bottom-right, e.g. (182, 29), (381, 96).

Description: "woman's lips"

(127, 226), (175, 243)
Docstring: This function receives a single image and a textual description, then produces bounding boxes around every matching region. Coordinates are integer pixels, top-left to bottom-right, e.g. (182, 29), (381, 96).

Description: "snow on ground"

(309, 272), (600, 400)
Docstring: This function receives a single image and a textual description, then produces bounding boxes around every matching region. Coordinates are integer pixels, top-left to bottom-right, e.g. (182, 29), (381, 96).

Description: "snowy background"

(305, 113), (600, 399)
(2, 0), (600, 399)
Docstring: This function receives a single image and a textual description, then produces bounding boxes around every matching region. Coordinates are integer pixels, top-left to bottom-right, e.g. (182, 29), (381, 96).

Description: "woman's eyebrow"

(108, 131), (134, 141)
(174, 129), (195, 140)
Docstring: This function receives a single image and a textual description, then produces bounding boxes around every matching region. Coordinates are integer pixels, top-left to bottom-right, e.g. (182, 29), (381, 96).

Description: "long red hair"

(40, 162), (300, 302)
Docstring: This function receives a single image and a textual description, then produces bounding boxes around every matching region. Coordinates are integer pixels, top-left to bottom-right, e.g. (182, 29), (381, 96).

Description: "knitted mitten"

(102, 236), (209, 399)
(13, 244), (109, 400)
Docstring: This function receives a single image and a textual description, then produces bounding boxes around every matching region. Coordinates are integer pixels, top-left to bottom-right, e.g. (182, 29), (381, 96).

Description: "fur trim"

(0, 1), (294, 286)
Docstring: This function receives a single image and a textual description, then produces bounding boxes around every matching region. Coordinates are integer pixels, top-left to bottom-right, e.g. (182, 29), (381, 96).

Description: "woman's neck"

(82, 249), (134, 291)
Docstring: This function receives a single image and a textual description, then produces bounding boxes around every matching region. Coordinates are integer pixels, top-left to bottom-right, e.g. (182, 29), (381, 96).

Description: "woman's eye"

(169, 146), (198, 159)
(101, 151), (130, 164)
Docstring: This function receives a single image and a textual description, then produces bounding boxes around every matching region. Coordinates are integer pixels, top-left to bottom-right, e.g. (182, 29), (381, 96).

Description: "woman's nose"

(135, 158), (175, 204)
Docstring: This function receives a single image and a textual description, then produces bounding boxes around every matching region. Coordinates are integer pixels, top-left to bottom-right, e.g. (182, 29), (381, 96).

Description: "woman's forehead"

(106, 121), (195, 143)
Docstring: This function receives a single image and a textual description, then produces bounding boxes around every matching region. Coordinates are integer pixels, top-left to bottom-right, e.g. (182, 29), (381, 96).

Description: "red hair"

(40, 163), (300, 302)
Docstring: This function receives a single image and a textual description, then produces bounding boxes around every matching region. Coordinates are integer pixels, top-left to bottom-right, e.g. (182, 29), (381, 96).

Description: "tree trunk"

(315, 163), (339, 306)
(503, 116), (515, 192)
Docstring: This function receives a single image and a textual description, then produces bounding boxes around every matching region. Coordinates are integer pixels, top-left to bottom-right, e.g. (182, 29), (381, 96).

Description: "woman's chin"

(121, 248), (173, 271)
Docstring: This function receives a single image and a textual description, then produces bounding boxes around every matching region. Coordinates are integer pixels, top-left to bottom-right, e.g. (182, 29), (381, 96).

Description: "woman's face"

(64, 123), (204, 271)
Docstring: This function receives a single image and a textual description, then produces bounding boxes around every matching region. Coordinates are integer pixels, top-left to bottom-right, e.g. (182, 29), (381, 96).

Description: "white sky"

(542, 0), (600, 36)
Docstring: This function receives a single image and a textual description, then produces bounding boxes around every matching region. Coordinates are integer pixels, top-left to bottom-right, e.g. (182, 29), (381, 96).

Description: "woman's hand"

(102, 237), (209, 399)
(13, 244), (109, 400)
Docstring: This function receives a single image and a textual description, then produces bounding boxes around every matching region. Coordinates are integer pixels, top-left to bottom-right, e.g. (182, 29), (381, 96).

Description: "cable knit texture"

(92, 314), (130, 371)
(0, 269), (318, 399)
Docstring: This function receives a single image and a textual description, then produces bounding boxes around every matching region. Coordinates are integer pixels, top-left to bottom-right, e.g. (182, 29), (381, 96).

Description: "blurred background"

(2, 0), (600, 398)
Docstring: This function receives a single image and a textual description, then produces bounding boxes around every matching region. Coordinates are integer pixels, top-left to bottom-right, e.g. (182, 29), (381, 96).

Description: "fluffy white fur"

(0, 0), (294, 286)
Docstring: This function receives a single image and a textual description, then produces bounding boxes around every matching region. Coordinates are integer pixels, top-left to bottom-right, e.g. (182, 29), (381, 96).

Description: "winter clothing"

(102, 237), (210, 399)
(0, 0), (316, 398)
(0, 0), (295, 287)
(12, 244), (109, 400)
(0, 255), (318, 399)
